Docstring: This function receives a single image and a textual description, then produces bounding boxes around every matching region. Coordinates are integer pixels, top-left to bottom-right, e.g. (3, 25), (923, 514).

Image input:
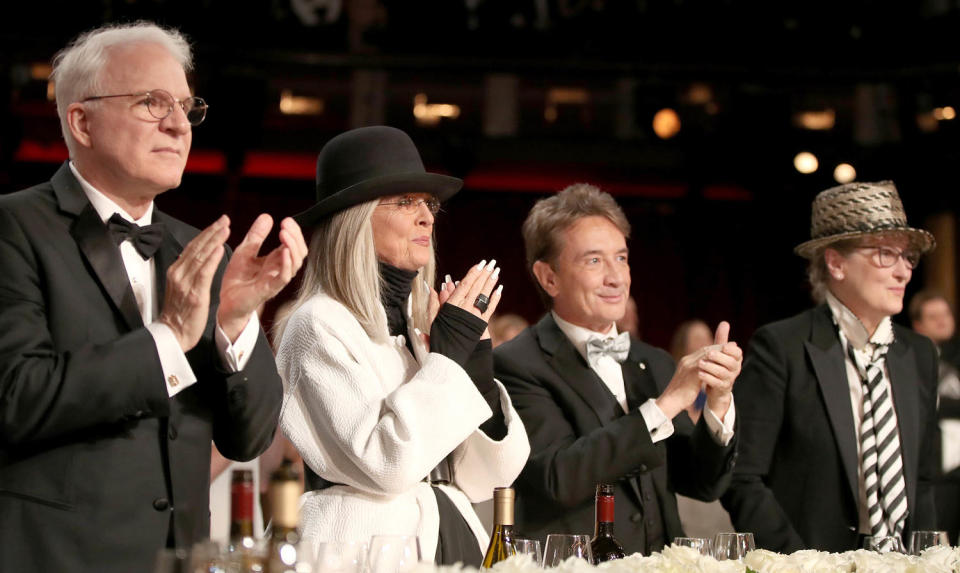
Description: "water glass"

(908, 530), (950, 555)
(511, 538), (544, 566)
(315, 540), (369, 573)
(367, 535), (421, 573)
(672, 536), (713, 556)
(861, 535), (905, 553)
(543, 534), (592, 567)
(713, 532), (755, 561)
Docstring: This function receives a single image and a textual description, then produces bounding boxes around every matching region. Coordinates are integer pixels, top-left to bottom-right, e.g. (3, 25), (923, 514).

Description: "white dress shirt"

(552, 312), (735, 445)
(69, 162), (260, 397)
(825, 291), (900, 535)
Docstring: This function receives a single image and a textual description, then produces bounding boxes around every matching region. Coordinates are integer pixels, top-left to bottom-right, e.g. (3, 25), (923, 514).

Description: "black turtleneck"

(378, 262), (505, 439)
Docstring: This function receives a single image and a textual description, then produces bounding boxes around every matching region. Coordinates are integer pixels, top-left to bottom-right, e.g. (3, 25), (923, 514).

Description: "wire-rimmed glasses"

(378, 195), (441, 215)
(82, 88), (208, 126)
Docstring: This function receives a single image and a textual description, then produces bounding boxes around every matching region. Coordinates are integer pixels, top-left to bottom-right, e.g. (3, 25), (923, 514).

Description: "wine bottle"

(481, 487), (515, 568)
(226, 469), (265, 571)
(266, 459), (304, 573)
(589, 483), (625, 563)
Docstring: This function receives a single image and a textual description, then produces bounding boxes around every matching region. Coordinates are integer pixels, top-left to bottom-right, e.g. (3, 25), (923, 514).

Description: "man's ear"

(824, 248), (846, 281)
(532, 260), (560, 298)
(66, 102), (93, 149)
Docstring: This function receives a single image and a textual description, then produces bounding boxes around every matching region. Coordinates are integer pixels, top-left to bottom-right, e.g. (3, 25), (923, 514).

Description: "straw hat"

(794, 180), (935, 259)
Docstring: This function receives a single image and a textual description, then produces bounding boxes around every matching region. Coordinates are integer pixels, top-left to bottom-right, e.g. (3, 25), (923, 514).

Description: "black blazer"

(721, 304), (939, 553)
(0, 163), (283, 572)
(494, 314), (736, 554)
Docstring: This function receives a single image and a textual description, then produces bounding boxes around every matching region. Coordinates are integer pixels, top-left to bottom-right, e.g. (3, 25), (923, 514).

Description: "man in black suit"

(721, 181), (939, 553)
(494, 184), (741, 555)
(0, 22), (307, 572)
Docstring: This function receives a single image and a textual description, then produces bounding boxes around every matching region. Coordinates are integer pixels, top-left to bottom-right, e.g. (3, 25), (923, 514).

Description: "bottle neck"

(230, 477), (256, 541)
(594, 494), (615, 533)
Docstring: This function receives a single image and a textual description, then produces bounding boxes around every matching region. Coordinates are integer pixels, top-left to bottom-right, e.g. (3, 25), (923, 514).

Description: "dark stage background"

(2, 0), (959, 348)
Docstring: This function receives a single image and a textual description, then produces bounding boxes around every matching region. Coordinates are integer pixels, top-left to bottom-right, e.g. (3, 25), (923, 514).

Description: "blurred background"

(1, 0), (958, 348)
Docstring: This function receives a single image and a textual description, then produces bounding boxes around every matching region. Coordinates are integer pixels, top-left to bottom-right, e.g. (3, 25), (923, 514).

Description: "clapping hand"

(700, 321), (741, 417)
(424, 259), (503, 346)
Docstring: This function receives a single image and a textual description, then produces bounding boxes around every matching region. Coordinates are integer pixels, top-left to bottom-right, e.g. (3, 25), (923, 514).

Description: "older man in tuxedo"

(721, 181), (939, 552)
(0, 22), (307, 572)
(494, 183), (741, 555)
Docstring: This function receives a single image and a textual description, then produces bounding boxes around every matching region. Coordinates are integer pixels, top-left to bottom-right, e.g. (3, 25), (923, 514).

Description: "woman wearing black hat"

(273, 126), (530, 566)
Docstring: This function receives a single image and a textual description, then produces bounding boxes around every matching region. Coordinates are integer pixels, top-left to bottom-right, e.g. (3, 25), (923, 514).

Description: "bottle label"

(271, 481), (301, 529)
(596, 495), (615, 523)
(231, 480), (255, 521)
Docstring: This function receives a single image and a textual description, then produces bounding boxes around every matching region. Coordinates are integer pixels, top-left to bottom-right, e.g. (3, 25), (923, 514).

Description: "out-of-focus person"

(489, 313), (530, 348)
(910, 290), (960, 543)
(616, 295), (641, 339)
(722, 181), (939, 552)
(494, 183), (740, 555)
(274, 126), (529, 566)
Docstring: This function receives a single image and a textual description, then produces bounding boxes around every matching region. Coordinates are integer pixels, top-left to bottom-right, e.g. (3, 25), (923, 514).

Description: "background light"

(793, 151), (819, 174)
(833, 163), (856, 183)
(652, 108), (681, 139)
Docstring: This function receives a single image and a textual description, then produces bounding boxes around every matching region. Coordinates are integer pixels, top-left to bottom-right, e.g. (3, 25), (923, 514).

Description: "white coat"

(277, 292), (530, 559)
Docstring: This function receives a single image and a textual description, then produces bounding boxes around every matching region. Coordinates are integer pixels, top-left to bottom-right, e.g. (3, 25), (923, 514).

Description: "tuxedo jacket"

(721, 304), (939, 553)
(493, 314), (736, 555)
(0, 163), (283, 572)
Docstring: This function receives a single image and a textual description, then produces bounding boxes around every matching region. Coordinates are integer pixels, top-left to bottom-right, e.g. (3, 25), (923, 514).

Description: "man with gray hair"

(0, 22), (307, 571)
(494, 183), (741, 555)
(721, 181), (939, 552)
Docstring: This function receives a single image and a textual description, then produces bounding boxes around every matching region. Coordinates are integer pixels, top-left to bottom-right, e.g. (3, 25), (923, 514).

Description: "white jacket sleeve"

(277, 298), (497, 496)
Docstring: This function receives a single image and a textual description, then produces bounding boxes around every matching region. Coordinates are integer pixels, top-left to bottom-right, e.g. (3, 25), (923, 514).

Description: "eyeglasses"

(856, 245), (921, 269)
(378, 196), (441, 215)
(82, 89), (208, 126)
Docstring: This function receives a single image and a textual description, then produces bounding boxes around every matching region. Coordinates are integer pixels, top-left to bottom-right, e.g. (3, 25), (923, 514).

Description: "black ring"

(474, 293), (490, 313)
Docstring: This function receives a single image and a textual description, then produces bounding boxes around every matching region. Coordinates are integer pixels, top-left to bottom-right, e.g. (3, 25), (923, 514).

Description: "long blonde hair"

(273, 200), (436, 345)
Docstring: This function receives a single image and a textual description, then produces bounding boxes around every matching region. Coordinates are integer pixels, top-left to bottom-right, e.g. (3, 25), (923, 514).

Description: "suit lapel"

(535, 315), (623, 424)
(151, 210), (183, 302)
(885, 337), (920, 519)
(804, 305), (859, 506)
(54, 164), (143, 331)
(622, 342), (660, 409)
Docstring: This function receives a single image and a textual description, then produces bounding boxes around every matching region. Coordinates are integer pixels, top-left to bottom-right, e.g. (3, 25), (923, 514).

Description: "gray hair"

(522, 183), (631, 306)
(273, 201), (436, 345)
(51, 21), (193, 155)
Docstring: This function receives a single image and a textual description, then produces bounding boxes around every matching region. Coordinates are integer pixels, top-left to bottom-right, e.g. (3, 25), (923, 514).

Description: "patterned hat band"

(795, 181), (935, 258)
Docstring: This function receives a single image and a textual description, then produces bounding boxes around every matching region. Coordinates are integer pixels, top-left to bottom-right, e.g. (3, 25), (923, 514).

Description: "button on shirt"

(825, 291), (900, 535)
(70, 162), (260, 396)
(552, 312), (735, 445)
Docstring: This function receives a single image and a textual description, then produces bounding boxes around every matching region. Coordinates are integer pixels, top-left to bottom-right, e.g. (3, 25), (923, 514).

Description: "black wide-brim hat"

(294, 126), (463, 227)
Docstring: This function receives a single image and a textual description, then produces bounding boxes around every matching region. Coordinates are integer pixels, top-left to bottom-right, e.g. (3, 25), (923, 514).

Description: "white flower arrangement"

(409, 544), (960, 573)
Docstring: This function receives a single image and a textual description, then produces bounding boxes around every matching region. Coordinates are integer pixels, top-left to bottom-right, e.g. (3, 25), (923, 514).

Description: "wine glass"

(713, 532), (755, 561)
(908, 531), (949, 555)
(672, 536), (713, 556)
(367, 535), (421, 573)
(511, 538), (544, 567)
(315, 540), (369, 573)
(861, 535), (905, 553)
(189, 540), (226, 572)
(543, 534), (592, 567)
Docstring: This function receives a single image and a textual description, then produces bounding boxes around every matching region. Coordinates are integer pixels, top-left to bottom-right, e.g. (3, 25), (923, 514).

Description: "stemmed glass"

(673, 537), (713, 556)
(543, 534), (592, 567)
(908, 531), (949, 555)
(367, 535), (421, 573)
(511, 538), (544, 567)
(861, 535), (905, 553)
(713, 532), (755, 561)
(315, 540), (369, 573)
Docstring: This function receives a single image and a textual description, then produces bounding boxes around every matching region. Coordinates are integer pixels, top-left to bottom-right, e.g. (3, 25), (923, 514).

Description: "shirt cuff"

(215, 311), (260, 372)
(703, 397), (736, 446)
(639, 398), (675, 444)
(146, 322), (198, 398)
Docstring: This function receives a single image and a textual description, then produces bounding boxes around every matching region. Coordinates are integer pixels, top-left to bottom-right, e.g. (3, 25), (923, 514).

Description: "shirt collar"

(552, 311), (619, 363)
(825, 290), (894, 350)
(69, 161), (154, 226)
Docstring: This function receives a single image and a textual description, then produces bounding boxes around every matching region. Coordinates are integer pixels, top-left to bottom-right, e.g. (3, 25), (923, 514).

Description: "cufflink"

(168, 374), (180, 387)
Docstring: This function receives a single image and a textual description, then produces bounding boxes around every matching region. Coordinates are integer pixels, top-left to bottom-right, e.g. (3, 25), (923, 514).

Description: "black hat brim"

(294, 171), (463, 228)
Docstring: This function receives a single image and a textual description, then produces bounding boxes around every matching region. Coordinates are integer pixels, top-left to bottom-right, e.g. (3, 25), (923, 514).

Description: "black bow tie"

(107, 213), (165, 260)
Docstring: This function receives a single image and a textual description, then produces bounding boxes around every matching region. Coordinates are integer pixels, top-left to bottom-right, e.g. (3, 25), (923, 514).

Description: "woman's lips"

(412, 236), (431, 246)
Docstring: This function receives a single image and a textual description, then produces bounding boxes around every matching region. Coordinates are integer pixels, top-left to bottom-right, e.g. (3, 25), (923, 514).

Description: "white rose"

(743, 548), (784, 571)
(916, 545), (960, 573)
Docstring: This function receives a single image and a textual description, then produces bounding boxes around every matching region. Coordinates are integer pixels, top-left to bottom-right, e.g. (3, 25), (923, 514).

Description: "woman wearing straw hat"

(721, 181), (940, 553)
(273, 126), (529, 566)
